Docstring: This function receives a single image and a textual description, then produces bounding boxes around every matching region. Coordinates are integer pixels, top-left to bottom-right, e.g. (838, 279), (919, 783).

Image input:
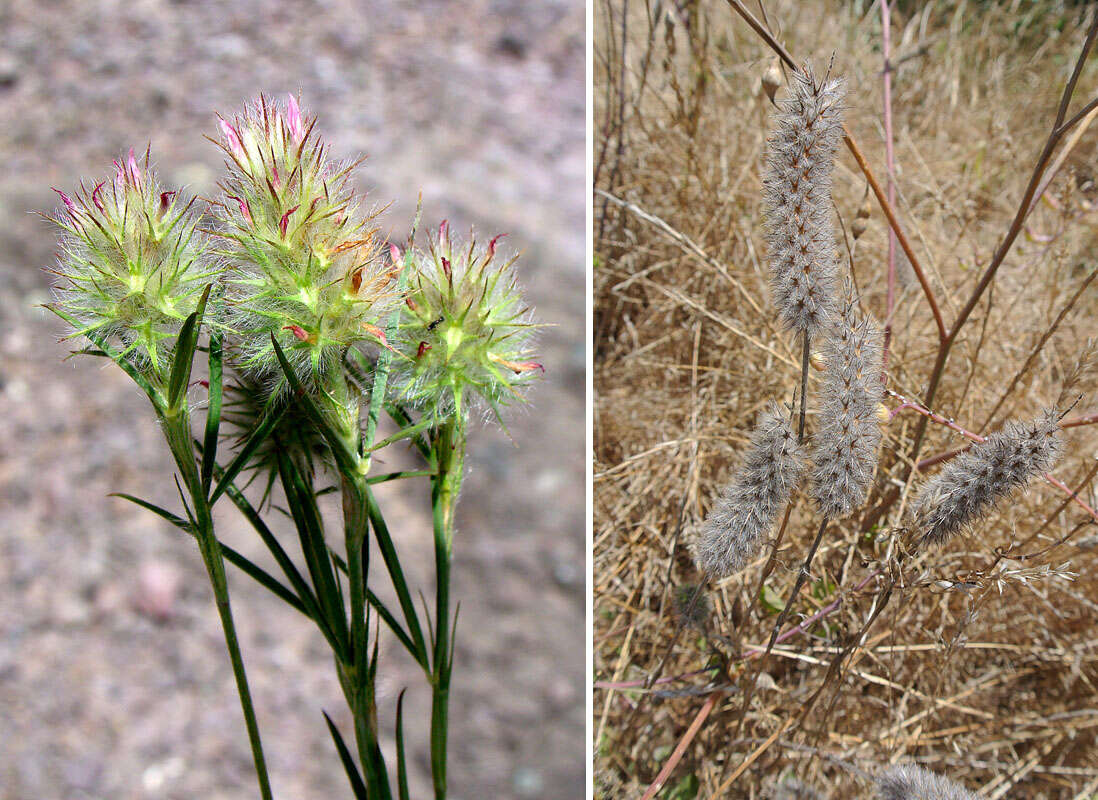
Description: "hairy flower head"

(46, 148), (218, 384)
(694, 403), (804, 579)
(763, 65), (845, 337)
(911, 409), (1063, 548)
(393, 225), (542, 421)
(876, 765), (977, 800)
(211, 95), (399, 388)
(811, 287), (884, 517)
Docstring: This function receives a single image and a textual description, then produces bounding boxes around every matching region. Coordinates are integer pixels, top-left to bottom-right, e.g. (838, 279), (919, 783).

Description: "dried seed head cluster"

(393, 225), (542, 421)
(875, 765), (977, 800)
(811, 288), (884, 517)
(763, 65), (845, 338)
(46, 149), (218, 383)
(694, 403), (804, 578)
(911, 409), (1063, 548)
(212, 95), (400, 388)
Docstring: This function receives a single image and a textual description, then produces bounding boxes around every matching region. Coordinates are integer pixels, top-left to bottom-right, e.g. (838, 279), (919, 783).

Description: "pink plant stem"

(880, 0), (898, 364)
(742, 568), (882, 658)
(888, 391), (1098, 524)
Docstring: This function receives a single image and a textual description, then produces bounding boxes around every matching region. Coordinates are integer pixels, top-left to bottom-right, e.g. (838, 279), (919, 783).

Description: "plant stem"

(429, 414), (466, 800)
(798, 331), (810, 442)
(161, 411), (273, 800)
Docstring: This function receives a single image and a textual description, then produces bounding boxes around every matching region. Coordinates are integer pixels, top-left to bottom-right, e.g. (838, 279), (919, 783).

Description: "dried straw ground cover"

(594, 1), (1098, 797)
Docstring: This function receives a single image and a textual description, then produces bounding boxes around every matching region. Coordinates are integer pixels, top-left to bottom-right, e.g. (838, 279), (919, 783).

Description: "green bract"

(212, 95), (399, 390)
(395, 226), (542, 421)
(46, 149), (218, 384)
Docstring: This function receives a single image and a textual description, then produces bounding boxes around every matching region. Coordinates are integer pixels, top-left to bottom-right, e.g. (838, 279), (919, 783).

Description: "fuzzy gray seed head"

(911, 409), (1063, 548)
(811, 290), (884, 517)
(876, 764), (977, 800)
(763, 65), (846, 337)
(694, 403), (805, 579)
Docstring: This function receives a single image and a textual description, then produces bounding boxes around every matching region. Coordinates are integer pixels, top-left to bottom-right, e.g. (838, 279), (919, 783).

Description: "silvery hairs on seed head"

(911, 408), (1063, 548)
(763, 64), (846, 339)
(694, 402), (805, 579)
(811, 285), (884, 517)
(876, 764), (978, 800)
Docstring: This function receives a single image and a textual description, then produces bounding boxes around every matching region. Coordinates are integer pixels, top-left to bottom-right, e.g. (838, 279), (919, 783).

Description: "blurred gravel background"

(0, 1), (584, 798)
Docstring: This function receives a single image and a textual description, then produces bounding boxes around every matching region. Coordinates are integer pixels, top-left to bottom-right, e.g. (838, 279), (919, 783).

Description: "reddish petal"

(126, 147), (141, 182)
(487, 232), (508, 257)
(159, 191), (176, 215)
(283, 325), (310, 342)
(91, 181), (106, 212)
(278, 204), (300, 238)
(286, 94), (304, 143)
(227, 195), (252, 224)
(218, 117), (245, 159)
(441, 256), (451, 281)
(51, 188), (76, 212)
(416, 341), (431, 359)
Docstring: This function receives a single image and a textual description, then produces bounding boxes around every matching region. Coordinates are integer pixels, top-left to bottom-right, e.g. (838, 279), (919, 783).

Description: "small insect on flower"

(694, 403), (805, 579)
(875, 764), (977, 800)
(393, 227), (542, 422)
(763, 64), (846, 338)
(211, 95), (399, 390)
(911, 409), (1064, 549)
(45, 147), (219, 385)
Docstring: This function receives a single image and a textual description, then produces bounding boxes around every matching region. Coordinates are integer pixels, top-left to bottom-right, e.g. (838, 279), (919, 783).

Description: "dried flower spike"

(394, 228), (542, 421)
(694, 403), (804, 579)
(46, 149), (218, 384)
(876, 765), (977, 800)
(811, 287), (884, 517)
(212, 95), (399, 389)
(763, 65), (845, 338)
(911, 409), (1063, 548)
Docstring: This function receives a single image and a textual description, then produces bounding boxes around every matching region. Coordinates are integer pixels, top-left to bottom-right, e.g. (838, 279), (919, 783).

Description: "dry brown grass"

(593, 1), (1098, 797)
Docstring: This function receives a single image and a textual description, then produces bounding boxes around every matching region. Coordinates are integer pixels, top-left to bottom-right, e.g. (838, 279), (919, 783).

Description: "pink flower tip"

(278, 204), (300, 238)
(218, 117), (245, 159)
(126, 147), (141, 183)
(91, 181), (106, 212)
(439, 219), (449, 241)
(227, 195), (252, 224)
(487, 232), (508, 257)
(389, 244), (402, 267)
(52, 188), (77, 212)
(283, 325), (311, 342)
(286, 94), (304, 143)
(159, 191), (176, 215)
(441, 256), (452, 280)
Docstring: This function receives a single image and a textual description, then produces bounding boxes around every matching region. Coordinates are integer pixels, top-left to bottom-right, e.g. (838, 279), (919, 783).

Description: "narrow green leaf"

(167, 284), (211, 409)
(209, 454), (345, 659)
(395, 690), (410, 800)
(367, 469), (435, 485)
(277, 447), (350, 656)
(218, 541), (308, 616)
(384, 402), (432, 459)
(322, 712), (370, 800)
(367, 417), (435, 454)
(328, 548), (426, 670)
(367, 487), (429, 664)
(109, 492), (190, 531)
(201, 330), (223, 495)
(269, 335), (359, 476)
(209, 393), (289, 506)
(363, 251), (413, 449)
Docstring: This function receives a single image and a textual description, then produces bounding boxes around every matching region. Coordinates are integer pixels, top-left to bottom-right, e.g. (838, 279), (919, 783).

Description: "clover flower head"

(46, 147), (218, 384)
(212, 95), (400, 389)
(394, 224), (542, 421)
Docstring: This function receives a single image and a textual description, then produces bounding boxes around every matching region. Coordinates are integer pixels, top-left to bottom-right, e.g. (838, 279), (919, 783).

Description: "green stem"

(161, 411), (273, 800)
(429, 414), (466, 800)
